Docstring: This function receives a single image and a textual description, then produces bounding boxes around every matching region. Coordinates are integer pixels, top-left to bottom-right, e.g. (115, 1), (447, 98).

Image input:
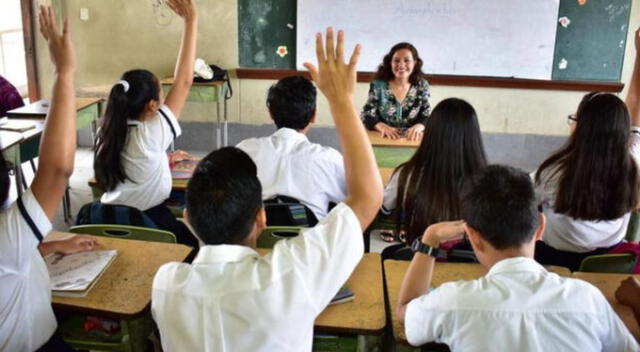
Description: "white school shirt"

(405, 257), (638, 352)
(535, 127), (640, 252)
(0, 190), (56, 351)
(382, 167), (401, 214)
(101, 105), (181, 211)
(151, 202), (362, 352)
(236, 128), (347, 220)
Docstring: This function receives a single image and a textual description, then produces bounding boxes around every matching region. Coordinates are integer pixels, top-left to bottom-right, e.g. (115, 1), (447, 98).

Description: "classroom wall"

(34, 0), (640, 138)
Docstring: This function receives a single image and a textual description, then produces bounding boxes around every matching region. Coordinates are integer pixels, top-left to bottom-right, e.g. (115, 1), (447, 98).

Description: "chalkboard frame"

(235, 69), (624, 92)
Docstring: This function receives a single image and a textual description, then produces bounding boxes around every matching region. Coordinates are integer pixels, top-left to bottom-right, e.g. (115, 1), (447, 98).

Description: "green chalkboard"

(553, 0), (632, 81)
(238, 0), (296, 69)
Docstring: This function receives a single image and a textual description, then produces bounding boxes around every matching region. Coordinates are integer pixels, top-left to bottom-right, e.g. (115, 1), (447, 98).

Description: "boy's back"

(405, 257), (638, 351)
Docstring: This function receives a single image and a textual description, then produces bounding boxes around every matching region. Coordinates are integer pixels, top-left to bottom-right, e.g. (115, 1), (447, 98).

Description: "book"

(170, 159), (200, 179)
(0, 119), (36, 132)
(329, 285), (354, 305)
(46, 250), (118, 298)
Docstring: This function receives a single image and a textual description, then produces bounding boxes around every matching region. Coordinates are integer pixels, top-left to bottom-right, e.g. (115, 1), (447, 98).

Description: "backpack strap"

(158, 108), (177, 140)
(17, 197), (43, 242)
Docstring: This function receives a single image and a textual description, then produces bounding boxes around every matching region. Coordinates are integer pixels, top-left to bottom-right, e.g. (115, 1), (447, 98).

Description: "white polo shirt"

(152, 202), (362, 352)
(101, 105), (181, 211)
(405, 257), (638, 352)
(236, 128), (347, 220)
(0, 190), (56, 351)
(535, 127), (640, 252)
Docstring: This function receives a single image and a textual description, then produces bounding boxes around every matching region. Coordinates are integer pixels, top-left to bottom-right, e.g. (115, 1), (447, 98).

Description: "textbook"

(0, 119), (36, 132)
(329, 285), (354, 305)
(46, 250), (118, 298)
(170, 159), (200, 179)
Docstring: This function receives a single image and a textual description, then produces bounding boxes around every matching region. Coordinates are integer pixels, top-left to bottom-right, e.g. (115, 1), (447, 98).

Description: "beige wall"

(34, 0), (640, 136)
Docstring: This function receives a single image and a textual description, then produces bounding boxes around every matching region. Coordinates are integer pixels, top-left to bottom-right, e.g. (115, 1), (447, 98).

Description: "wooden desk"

(572, 272), (640, 341)
(161, 77), (229, 148)
(367, 130), (418, 168)
(384, 260), (572, 345)
(50, 234), (193, 319)
(7, 97), (102, 132)
(0, 131), (24, 151)
(380, 167), (394, 186)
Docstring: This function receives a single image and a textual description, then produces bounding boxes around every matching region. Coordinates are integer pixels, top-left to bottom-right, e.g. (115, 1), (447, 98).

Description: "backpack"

(76, 201), (158, 228)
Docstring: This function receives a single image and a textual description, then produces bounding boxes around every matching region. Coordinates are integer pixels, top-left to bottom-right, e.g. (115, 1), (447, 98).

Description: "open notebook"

(46, 250), (117, 298)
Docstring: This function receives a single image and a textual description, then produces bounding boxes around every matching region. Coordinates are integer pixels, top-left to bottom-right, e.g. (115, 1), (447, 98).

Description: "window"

(0, 0), (28, 96)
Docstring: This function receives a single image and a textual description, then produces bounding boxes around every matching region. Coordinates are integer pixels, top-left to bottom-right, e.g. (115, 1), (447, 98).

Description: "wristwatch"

(411, 238), (441, 258)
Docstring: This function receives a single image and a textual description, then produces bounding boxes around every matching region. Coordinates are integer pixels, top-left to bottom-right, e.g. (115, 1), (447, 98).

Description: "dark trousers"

(144, 203), (199, 249)
(534, 240), (618, 271)
(36, 333), (76, 352)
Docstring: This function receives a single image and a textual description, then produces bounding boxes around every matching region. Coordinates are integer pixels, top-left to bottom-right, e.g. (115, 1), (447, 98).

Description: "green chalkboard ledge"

(235, 69), (624, 93)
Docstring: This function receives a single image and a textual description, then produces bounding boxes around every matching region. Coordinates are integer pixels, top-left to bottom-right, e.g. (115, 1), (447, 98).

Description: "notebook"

(46, 250), (118, 298)
(329, 285), (354, 305)
(170, 159), (200, 179)
(0, 119), (36, 132)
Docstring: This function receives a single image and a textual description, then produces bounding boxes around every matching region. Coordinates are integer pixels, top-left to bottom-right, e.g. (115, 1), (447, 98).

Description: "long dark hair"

(535, 92), (638, 220)
(94, 69), (159, 191)
(0, 152), (10, 209)
(396, 98), (487, 244)
(373, 42), (425, 85)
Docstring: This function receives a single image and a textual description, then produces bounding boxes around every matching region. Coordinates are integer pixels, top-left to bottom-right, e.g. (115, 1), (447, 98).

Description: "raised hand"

(166, 0), (197, 22)
(303, 28), (361, 104)
(38, 5), (75, 74)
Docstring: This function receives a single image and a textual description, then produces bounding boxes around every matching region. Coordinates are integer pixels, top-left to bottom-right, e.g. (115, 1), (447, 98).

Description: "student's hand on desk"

(374, 122), (401, 139)
(166, 0), (197, 22)
(38, 235), (98, 257)
(169, 149), (196, 164)
(615, 276), (640, 309)
(405, 124), (424, 141)
(421, 220), (466, 247)
(38, 5), (75, 74)
(303, 28), (361, 104)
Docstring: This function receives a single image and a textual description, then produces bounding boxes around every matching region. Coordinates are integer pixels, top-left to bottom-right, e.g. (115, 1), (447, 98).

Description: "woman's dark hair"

(94, 69), (160, 192)
(373, 42), (425, 85)
(396, 98), (487, 244)
(535, 92), (638, 220)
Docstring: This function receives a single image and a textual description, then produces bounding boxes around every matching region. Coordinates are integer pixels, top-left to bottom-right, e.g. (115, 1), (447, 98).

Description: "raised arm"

(163, 0), (198, 118)
(627, 28), (640, 126)
(30, 6), (76, 220)
(303, 29), (383, 229)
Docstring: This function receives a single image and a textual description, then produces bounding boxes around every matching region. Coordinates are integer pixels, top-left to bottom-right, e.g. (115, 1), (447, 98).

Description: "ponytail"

(94, 69), (159, 191)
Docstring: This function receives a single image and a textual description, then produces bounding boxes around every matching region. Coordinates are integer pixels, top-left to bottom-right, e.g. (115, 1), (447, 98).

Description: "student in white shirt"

(152, 28), (383, 351)
(93, 0), (198, 247)
(396, 165), (638, 351)
(0, 7), (98, 351)
(533, 28), (640, 271)
(236, 76), (347, 220)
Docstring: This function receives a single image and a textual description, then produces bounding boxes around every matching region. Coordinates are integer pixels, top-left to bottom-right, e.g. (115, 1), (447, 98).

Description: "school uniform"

(0, 190), (56, 351)
(152, 202), (363, 352)
(236, 127), (347, 220)
(404, 257), (638, 352)
(382, 167), (402, 214)
(100, 106), (196, 247)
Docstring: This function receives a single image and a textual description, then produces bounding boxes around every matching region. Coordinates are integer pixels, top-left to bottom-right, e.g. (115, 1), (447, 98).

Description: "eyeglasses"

(567, 114), (577, 125)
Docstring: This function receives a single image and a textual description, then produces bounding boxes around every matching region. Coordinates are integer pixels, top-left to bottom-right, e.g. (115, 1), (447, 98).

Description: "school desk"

(160, 77), (230, 148)
(572, 272), (640, 341)
(383, 260), (573, 346)
(367, 130), (419, 168)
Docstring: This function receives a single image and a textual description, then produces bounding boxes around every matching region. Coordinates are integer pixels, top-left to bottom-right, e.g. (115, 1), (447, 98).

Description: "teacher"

(361, 42), (431, 141)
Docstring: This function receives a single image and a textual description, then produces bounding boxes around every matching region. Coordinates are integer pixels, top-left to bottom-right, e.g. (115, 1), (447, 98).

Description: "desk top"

(367, 130), (421, 148)
(161, 77), (225, 87)
(0, 131), (24, 151)
(384, 260), (572, 345)
(572, 272), (640, 341)
(50, 232), (193, 319)
(7, 98), (102, 118)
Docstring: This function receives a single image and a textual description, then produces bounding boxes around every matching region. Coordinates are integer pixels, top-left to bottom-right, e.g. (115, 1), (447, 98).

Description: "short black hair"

(186, 147), (263, 245)
(267, 76), (316, 130)
(461, 165), (539, 250)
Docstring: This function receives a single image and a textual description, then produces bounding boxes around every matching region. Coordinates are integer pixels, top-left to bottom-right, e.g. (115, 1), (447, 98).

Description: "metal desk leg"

(223, 98), (228, 147)
(216, 89), (221, 149)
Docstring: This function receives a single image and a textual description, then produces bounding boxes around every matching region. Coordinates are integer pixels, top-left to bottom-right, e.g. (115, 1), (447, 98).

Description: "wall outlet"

(80, 7), (89, 21)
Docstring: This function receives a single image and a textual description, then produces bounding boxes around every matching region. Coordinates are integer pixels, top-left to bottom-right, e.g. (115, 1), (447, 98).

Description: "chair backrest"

(626, 211), (640, 242)
(257, 226), (302, 248)
(69, 224), (177, 243)
(578, 253), (637, 273)
(264, 195), (318, 227)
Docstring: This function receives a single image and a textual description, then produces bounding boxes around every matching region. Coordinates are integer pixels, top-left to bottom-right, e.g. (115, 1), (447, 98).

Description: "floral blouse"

(361, 79), (431, 130)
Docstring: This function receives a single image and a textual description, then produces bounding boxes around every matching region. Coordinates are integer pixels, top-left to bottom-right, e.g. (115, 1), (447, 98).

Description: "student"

(397, 165), (638, 351)
(236, 76), (346, 220)
(616, 276), (640, 325)
(381, 98), (486, 249)
(152, 28), (382, 351)
(0, 6), (97, 351)
(533, 28), (640, 271)
(93, 0), (198, 247)
(0, 75), (25, 117)
(361, 42), (430, 141)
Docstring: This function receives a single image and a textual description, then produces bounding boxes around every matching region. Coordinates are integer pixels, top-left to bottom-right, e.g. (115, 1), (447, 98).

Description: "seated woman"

(361, 42), (430, 141)
(381, 98), (487, 258)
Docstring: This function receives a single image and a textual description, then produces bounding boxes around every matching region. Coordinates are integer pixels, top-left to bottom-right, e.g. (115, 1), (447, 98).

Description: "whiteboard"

(297, 0), (560, 80)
